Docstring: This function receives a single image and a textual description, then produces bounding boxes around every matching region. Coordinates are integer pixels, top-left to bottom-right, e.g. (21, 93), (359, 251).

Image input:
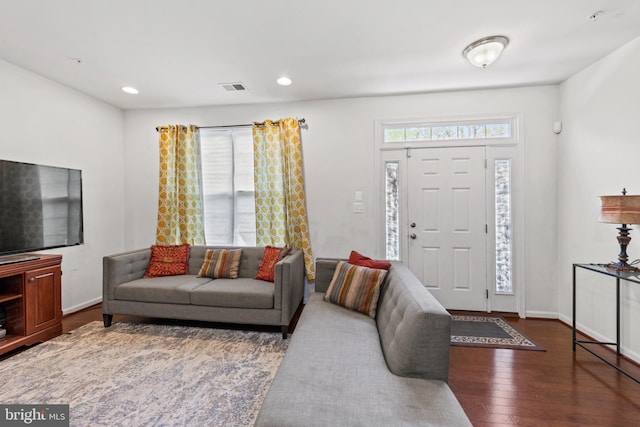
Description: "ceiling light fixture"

(463, 35), (509, 68)
(277, 76), (292, 86)
(121, 86), (139, 94)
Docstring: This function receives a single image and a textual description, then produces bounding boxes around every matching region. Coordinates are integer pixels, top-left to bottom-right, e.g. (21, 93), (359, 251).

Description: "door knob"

(410, 222), (416, 228)
(410, 233), (417, 239)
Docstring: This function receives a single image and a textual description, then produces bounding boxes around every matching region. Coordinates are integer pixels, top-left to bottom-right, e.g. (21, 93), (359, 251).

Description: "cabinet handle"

(29, 277), (35, 282)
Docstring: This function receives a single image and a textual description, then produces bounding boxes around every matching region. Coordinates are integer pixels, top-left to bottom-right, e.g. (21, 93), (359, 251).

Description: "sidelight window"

(385, 161), (400, 260)
(495, 159), (512, 294)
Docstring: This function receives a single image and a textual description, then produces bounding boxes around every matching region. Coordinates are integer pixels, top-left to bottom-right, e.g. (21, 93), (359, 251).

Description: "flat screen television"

(0, 159), (83, 256)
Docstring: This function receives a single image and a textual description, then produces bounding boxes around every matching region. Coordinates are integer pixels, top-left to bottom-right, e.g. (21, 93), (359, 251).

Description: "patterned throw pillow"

(324, 261), (388, 318)
(277, 247), (292, 261)
(144, 244), (190, 278)
(197, 249), (243, 279)
(255, 246), (289, 282)
(348, 250), (392, 270)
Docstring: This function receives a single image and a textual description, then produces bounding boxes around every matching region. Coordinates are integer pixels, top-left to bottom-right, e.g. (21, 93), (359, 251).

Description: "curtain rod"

(156, 118), (306, 132)
(197, 118), (305, 130)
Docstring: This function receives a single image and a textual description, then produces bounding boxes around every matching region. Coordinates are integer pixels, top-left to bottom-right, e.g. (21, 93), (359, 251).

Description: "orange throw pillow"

(256, 246), (287, 282)
(348, 250), (392, 270)
(144, 244), (190, 278)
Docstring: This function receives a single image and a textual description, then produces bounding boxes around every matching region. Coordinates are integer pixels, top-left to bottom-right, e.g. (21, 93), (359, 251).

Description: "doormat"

(451, 314), (545, 351)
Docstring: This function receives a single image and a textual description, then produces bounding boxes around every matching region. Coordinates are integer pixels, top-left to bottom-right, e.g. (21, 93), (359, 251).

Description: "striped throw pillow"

(197, 249), (243, 279)
(324, 261), (388, 318)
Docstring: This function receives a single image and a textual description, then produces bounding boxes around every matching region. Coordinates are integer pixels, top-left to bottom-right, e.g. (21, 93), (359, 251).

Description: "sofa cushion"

(376, 262), (452, 381)
(188, 246), (266, 278)
(324, 261), (387, 318)
(190, 278), (274, 309)
(143, 244), (190, 278)
(255, 293), (472, 427)
(197, 248), (242, 279)
(114, 275), (211, 304)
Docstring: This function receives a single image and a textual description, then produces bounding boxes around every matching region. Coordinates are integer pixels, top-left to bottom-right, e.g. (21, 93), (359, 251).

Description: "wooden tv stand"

(0, 254), (62, 355)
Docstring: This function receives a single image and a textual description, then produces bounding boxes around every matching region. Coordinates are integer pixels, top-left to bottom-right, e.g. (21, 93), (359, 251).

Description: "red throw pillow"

(348, 250), (391, 270)
(256, 246), (287, 282)
(144, 244), (190, 278)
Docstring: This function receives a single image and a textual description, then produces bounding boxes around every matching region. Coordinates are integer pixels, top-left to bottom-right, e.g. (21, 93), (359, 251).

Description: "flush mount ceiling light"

(121, 86), (139, 94)
(277, 76), (292, 86)
(463, 35), (509, 68)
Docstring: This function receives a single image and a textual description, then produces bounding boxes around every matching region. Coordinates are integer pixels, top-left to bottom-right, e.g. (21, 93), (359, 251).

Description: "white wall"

(0, 59), (126, 313)
(558, 36), (640, 360)
(124, 85), (559, 317)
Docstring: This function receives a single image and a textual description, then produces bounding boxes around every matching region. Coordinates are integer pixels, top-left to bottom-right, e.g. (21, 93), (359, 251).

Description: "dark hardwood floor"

(5, 305), (640, 426)
(449, 314), (640, 427)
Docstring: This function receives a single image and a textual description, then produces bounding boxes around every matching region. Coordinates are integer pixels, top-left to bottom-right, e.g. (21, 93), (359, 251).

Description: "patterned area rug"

(0, 322), (289, 426)
(451, 315), (545, 351)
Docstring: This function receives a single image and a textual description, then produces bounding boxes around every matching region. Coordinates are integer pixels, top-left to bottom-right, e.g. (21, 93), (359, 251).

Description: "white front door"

(407, 146), (487, 311)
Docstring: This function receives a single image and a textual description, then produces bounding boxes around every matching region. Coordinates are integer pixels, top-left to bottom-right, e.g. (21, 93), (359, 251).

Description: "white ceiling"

(1, 0), (639, 110)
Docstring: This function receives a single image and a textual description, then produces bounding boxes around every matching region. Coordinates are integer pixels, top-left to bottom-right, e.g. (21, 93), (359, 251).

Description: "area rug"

(451, 315), (545, 351)
(0, 322), (289, 426)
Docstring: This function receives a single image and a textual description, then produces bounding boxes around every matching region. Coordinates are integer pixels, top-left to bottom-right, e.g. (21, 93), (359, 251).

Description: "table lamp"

(599, 188), (640, 271)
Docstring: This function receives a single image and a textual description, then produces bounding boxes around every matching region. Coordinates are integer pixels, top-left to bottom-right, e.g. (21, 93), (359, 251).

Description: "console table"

(572, 263), (640, 383)
(0, 254), (62, 355)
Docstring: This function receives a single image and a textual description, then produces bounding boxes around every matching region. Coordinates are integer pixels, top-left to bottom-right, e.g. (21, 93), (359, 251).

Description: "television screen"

(0, 159), (83, 255)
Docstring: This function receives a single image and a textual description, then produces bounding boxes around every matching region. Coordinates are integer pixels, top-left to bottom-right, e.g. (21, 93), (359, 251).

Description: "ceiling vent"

(219, 82), (247, 91)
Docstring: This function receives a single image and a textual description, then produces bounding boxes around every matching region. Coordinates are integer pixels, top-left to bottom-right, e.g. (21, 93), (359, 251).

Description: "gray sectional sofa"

(255, 258), (472, 427)
(102, 246), (305, 338)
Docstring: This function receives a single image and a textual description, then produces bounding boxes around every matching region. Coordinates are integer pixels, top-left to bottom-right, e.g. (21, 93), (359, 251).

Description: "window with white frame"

(381, 117), (518, 302)
(494, 158), (513, 294)
(385, 161), (400, 260)
(200, 127), (256, 246)
(383, 120), (511, 143)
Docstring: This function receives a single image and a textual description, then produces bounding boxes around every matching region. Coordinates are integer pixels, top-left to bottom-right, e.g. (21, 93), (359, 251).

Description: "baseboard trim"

(524, 310), (558, 319)
(63, 297), (102, 316)
(558, 313), (640, 364)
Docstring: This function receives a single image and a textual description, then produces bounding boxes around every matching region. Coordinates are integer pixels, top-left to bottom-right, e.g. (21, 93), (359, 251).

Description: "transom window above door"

(382, 119), (512, 144)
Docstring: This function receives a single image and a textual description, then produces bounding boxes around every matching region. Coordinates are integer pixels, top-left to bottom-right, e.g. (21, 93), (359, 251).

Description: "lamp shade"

(599, 194), (640, 224)
(463, 36), (509, 68)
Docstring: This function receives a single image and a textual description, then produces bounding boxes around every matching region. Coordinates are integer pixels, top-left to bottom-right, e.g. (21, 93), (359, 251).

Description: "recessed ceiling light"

(121, 86), (139, 94)
(277, 76), (292, 86)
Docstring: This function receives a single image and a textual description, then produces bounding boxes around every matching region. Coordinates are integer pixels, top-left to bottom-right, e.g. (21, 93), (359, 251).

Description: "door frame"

(375, 114), (526, 317)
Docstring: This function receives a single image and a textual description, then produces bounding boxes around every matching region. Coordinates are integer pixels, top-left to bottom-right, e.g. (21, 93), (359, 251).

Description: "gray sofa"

(255, 258), (472, 426)
(102, 246), (305, 338)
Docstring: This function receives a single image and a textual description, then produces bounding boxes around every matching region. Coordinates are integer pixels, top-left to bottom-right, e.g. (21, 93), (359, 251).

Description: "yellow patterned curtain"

(253, 118), (315, 280)
(155, 124), (205, 245)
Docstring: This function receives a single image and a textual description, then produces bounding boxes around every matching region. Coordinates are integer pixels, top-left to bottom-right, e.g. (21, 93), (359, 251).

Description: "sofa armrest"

(314, 258), (342, 294)
(102, 248), (151, 304)
(274, 249), (305, 327)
